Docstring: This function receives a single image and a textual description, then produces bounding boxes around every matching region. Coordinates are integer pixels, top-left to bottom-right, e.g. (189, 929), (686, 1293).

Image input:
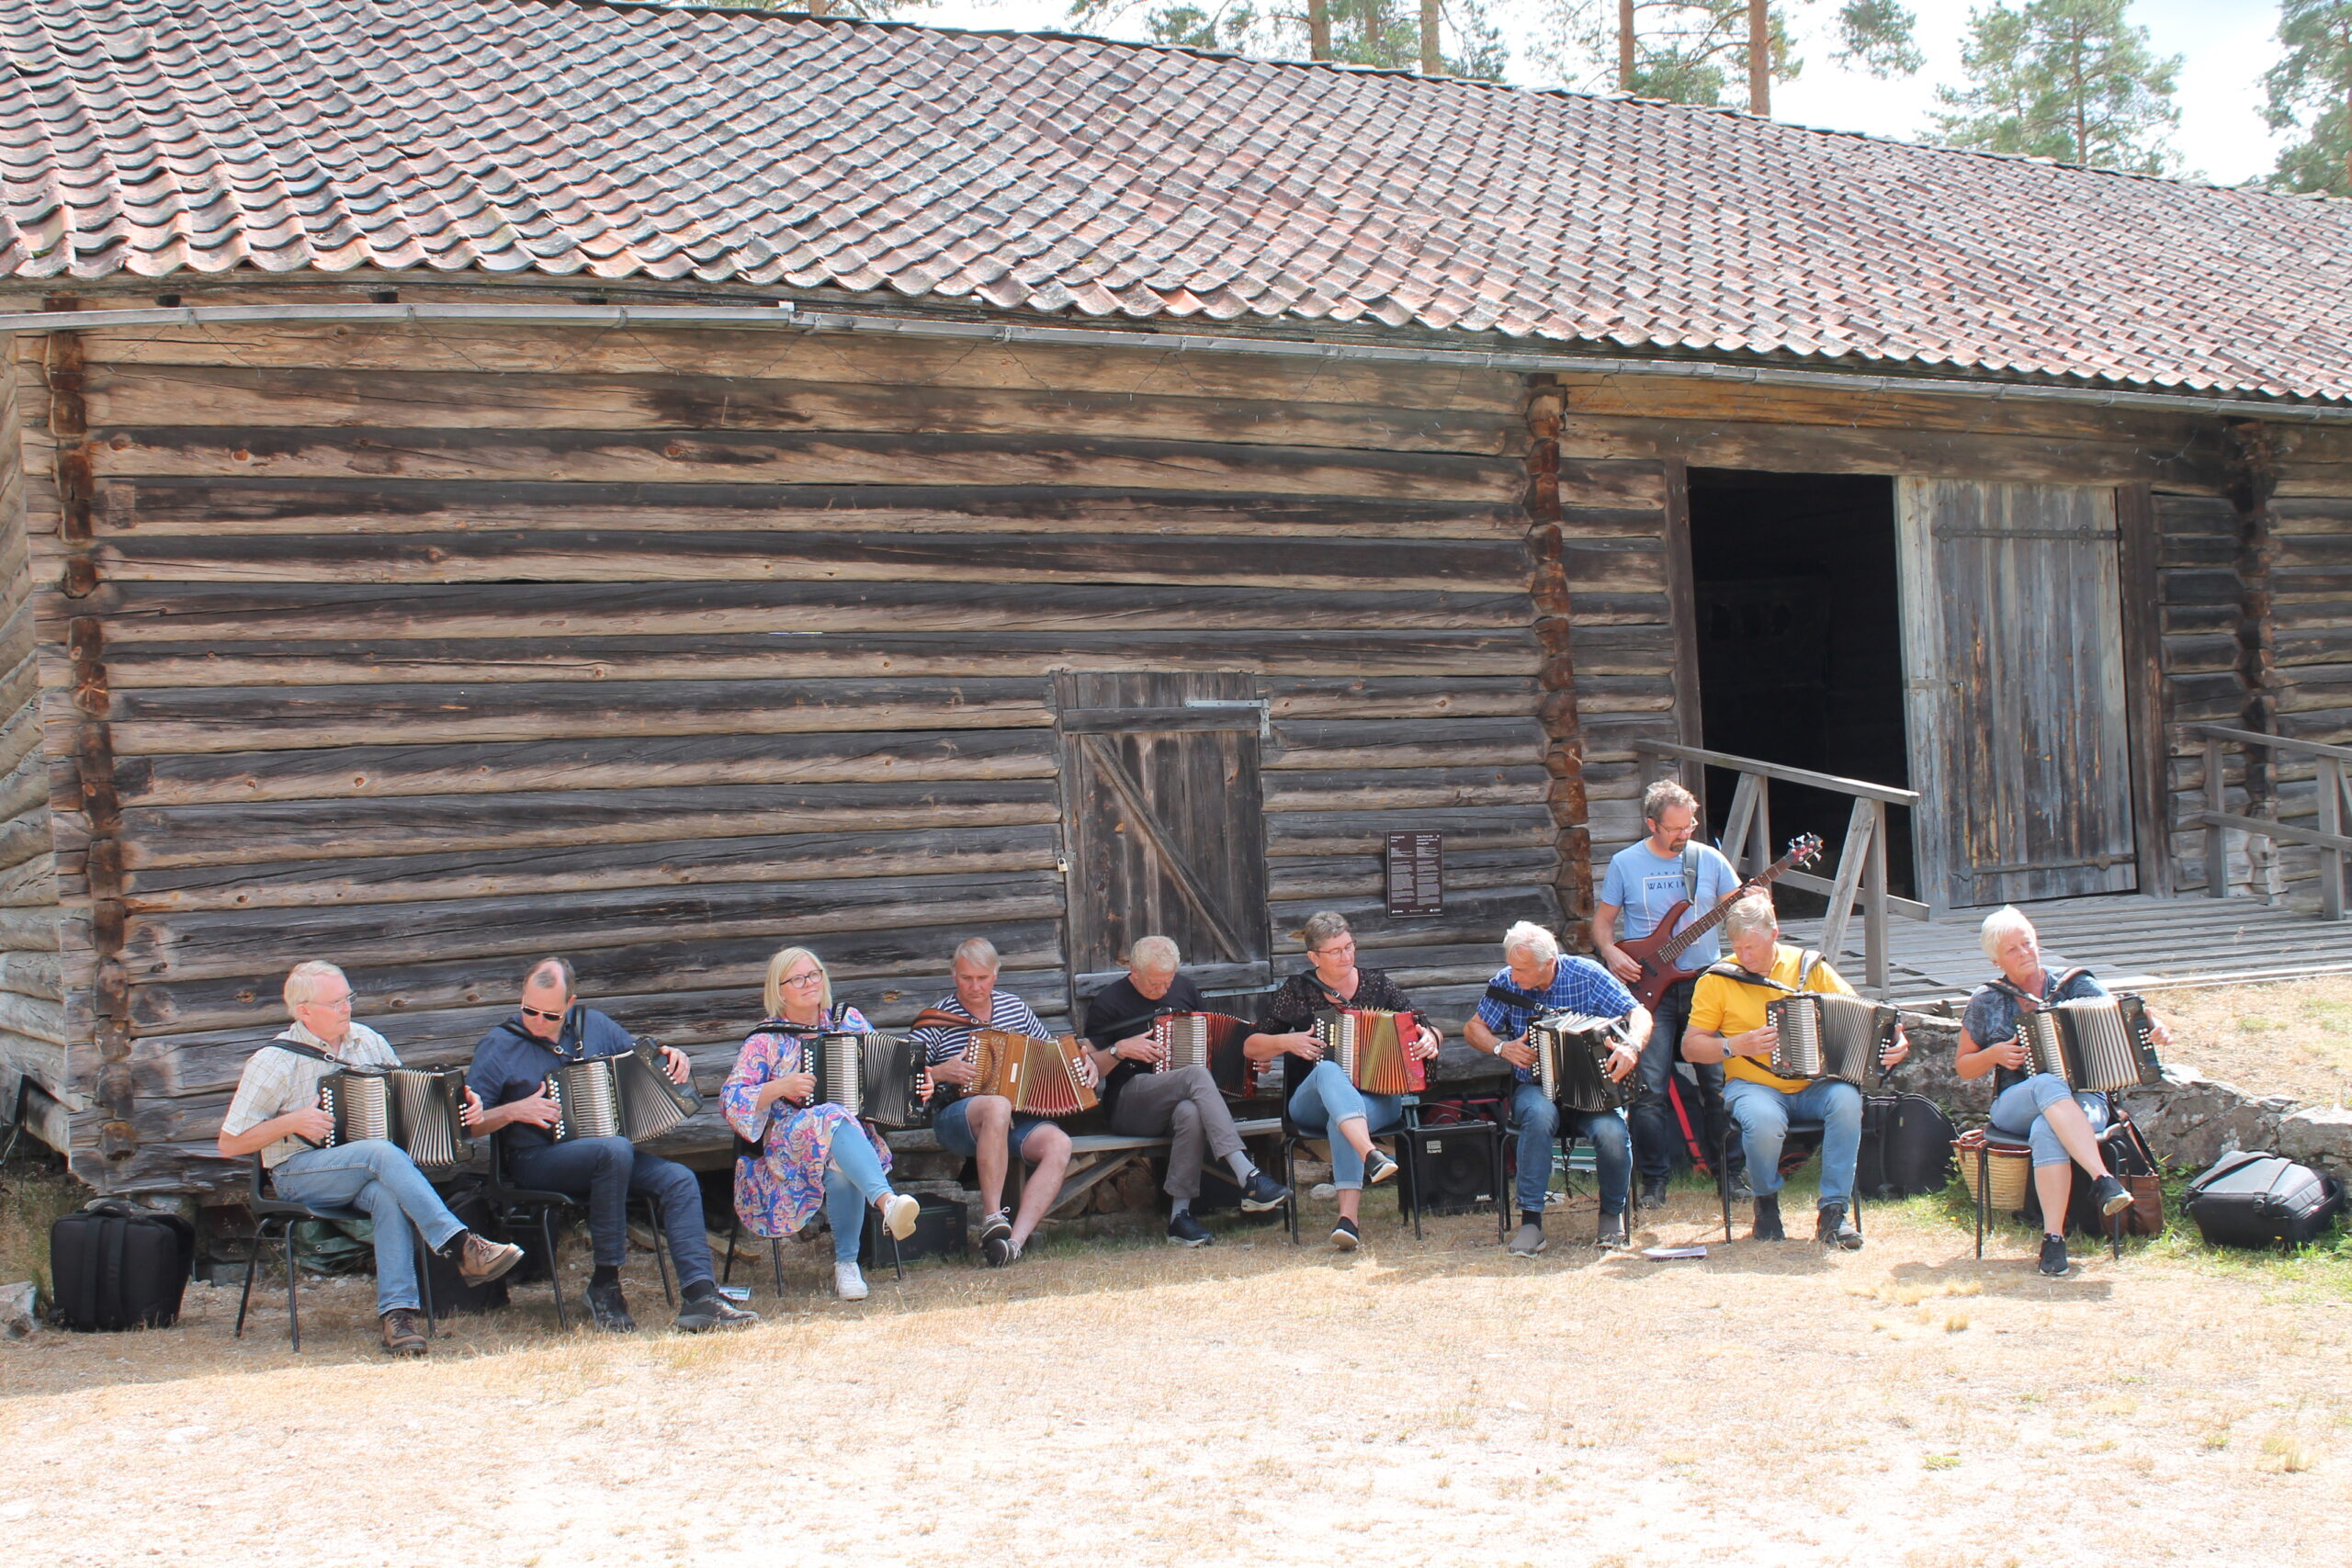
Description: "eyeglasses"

(1310, 938), (1356, 958)
(309, 993), (356, 1010)
(780, 971), (825, 988)
(518, 1004), (567, 1022)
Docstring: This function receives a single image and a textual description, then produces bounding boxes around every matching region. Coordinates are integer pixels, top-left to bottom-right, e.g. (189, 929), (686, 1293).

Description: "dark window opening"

(1687, 469), (1914, 903)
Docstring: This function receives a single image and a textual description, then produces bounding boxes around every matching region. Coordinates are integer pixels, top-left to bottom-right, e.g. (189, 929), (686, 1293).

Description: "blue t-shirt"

(1961, 970), (2109, 1096)
(1600, 840), (1741, 968)
(1474, 955), (1638, 1085)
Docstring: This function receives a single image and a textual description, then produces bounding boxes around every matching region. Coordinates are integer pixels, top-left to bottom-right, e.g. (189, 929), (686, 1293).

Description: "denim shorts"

(933, 1094), (1050, 1162)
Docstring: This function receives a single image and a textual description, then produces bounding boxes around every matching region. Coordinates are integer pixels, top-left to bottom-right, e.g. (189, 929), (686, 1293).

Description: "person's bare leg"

(1337, 1113), (1374, 1161)
(967, 1096), (1012, 1217)
(2033, 1162), (2073, 1235)
(1009, 1123), (1070, 1252)
(2040, 1098), (2110, 1179)
(1337, 1187), (1363, 1224)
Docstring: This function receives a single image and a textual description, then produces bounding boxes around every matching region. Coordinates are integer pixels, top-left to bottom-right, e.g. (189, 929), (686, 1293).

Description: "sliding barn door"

(1055, 672), (1271, 999)
(1896, 480), (2137, 909)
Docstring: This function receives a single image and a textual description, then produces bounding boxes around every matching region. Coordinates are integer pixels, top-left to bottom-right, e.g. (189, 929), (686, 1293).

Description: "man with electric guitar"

(1594, 779), (1824, 1208)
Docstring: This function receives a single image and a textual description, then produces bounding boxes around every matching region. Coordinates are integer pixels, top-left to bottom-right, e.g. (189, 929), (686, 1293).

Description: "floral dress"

(723, 1006), (894, 1238)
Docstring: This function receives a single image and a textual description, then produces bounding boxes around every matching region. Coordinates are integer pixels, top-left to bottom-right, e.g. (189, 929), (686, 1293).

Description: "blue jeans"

(273, 1141), (464, 1316)
(1508, 1082), (1631, 1217)
(933, 1095), (1049, 1164)
(824, 1127), (895, 1264)
(1285, 1059), (1405, 1190)
(1724, 1077), (1863, 1206)
(1990, 1076), (2109, 1168)
(508, 1135), (716, 1290)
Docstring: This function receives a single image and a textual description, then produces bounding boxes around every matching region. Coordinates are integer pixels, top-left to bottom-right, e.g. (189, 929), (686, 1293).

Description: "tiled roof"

(5, 0), (2352, 401)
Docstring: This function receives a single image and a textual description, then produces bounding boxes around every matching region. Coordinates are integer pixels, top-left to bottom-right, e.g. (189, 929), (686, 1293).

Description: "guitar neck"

(1654, 853), (1801, 966)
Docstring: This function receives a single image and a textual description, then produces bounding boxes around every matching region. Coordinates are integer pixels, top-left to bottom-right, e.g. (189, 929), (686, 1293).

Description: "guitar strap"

(1680, 842), (1701, 906)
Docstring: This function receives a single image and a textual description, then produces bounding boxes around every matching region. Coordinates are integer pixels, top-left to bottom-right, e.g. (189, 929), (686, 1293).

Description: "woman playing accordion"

(1955, 907), (2172, 1277)
(723, 946), (921, 1302)
(1244, 910), (1441, 1251)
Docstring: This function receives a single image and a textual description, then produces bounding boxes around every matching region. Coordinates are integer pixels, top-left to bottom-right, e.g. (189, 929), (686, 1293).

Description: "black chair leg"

(415, 1227), (437, 1336)
(642, 1201), (676, 1306)
(722, 1213), (740, 1287)
(769, 1239), (785, 1297)
(284, 1224), (301, 1354)
(888, 1226), (905, 1283)
(1283, 1139), (1300, 1245)
(1717, 1127), (1736, 1244)
(1974, 1145), (1988, 1260)
(542, 1210), (569, 1331)
(1495, 1125), (1512, 1244)
(1399, 1134), (1422, 1239)
(234, 1221), (264, 1339)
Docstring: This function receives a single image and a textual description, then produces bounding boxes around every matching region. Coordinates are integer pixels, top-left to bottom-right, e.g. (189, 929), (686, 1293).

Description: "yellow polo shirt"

(1686, 943), (1854, 1094)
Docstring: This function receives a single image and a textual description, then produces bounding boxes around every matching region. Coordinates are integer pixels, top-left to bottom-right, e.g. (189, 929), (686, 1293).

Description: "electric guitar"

(1616, 834), (1824, 1010)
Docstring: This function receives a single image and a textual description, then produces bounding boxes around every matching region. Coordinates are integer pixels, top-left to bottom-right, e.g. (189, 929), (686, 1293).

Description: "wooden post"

(1815, 798), (1874, 965)
(2324, 756), (2346, 921)
(2203, 734), (2228, 897)
(1864, 800), (1890, 994)
(1720, 772), (1760, 876)
(1618, 0), (1634, 89)
(1752, 775), (1772, 886)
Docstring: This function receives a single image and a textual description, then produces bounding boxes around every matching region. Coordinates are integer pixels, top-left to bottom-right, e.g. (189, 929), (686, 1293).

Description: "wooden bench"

(888, 1118), (1283, 1216)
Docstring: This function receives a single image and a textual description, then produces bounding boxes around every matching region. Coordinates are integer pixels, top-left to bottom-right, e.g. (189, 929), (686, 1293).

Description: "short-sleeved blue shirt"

(1961, 969), (2109, 1095)
(1600, 840), (1741, 968)
(1473, 955), (1638, 1085)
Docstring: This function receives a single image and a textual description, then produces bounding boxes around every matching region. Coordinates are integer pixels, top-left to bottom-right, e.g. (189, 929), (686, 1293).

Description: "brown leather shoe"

(380, 1308), (427, 1357)
(454, 1232), (525, 1285)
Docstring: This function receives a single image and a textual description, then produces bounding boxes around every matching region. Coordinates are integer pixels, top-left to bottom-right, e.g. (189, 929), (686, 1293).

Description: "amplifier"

(860, 1194), (967, 1267)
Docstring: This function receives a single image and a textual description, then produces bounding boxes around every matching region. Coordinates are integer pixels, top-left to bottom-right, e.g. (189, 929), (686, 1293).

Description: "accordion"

(1767, 993), (1899, 1087)
(547, 1039), (705, 1144)
(312, 1066), (472, 1169)
(803, 1031), (928, 1129)
(1149, 1011), (1259, 1099)
(1312, 1009), (1425, 1096)
(1528, 1011), (1637, 1114)
(967, 1029), (1100, 1117)
(2019, 995), (2163, 1094)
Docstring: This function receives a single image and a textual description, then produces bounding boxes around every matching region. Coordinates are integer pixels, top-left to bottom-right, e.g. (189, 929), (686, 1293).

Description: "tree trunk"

(1747, 0), (1769, 117)
(1366, 0), (1382, 56)
(1309, 0), (1331, 60)
(1420, 0), (1440, 73)
(1618, 0), (1635, 90)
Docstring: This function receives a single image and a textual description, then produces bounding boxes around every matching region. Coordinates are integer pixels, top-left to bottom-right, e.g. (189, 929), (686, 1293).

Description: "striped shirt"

(220, 1021), (401, 1168)
(906, 988), (1050, 1066)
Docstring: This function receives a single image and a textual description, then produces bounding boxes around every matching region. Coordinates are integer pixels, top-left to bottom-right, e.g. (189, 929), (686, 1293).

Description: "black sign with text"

(1385, 830), (1443, 917)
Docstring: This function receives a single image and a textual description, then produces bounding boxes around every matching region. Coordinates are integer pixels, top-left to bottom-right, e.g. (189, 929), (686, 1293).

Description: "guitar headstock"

(1784, 833), (1825, 869)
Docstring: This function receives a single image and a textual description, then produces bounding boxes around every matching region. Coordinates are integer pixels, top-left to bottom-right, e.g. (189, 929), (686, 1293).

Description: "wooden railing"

(2192, 724), (2352, 919)
(1633, 741), (1927, 994)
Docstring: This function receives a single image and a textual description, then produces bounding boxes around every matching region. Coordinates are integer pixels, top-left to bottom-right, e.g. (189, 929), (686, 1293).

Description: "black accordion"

(2019, 995), (2163, 1094)
(1766, 993), (1899, 1087)
(312, 1066), (472, 1169)
(803, 1031), (928, 1129)
(1528, 1010), (1638, 1114)
(547, 1039), (704, 1144)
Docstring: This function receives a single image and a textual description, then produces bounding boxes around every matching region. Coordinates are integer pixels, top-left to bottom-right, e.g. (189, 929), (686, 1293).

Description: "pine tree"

(1533, 1), (1917, 113)
(1930, 0), (2181, 175)
(1068, 0), (1506, 80)
(2266, 0), (2352, 196)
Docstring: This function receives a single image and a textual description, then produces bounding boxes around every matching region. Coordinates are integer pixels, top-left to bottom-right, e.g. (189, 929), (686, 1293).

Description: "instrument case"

(2185, 1152), (2345, 1249)
(1853, 1093), (1957, 1199)
(49, 1201), (195, 1332)
(861, 1194), (967, 1267)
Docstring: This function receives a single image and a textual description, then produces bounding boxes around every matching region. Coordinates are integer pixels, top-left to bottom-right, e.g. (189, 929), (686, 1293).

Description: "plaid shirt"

(220, 1021), (401, 1168)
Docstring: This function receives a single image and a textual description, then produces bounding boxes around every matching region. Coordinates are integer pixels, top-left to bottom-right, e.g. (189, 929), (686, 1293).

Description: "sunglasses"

(518, 1004), (568, 1022)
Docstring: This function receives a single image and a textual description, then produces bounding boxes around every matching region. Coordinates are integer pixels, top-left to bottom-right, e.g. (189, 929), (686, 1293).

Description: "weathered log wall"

(0, 327), (61, 1149)
(6, 319), (1563, 1190)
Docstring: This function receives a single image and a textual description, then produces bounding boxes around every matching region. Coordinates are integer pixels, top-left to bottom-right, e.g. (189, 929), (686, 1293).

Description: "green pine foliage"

(1930, 0), (2182, 175)
(1067, 0), (1508, 81)
(1531, 1), (1916, 110)
(2265, 0), (2352, 196)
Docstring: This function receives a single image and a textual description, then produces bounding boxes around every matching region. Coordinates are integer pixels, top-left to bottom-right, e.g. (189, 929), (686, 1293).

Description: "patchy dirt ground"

(2155, 980), (2352, 1109)
(4, 1181), (2347, 1568)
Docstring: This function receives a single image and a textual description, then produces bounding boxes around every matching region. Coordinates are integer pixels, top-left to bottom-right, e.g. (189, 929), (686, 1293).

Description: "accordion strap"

(1483, 980), (1550, 1014)
(265, 1039), (338, 1066)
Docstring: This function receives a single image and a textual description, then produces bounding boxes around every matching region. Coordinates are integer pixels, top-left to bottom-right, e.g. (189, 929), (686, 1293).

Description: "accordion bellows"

(2020, 996), (2164, 1093)
(805, 1032), (927, 1128)
(1149, 1011), (1258, 1098)
(1766, 993), (1898, 1087)
(315, 1067), (471, 1169)
(1312, 1009), (1424, 1096)
(548, 1041), (704, 1143)
(1528, 1011), (1637, 1113)
(967, 1030), (1099, 1117)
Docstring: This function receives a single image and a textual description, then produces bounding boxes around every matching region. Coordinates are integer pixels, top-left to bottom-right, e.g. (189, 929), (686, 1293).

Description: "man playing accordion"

(1464, 920), (1650, 1255)
(1955, 906), (2173, 1277)
(1680, 895), (1908, 1249)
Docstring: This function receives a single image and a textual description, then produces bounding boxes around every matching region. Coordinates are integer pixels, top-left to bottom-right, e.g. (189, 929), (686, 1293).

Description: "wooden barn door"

(1054, 672), (1272, 1002)
(1896, 480), (2137, 910)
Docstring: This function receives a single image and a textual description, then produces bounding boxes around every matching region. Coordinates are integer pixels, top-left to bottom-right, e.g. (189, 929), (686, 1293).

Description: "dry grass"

(0, 1149), (82, 1299)
(2154, 979), (2352, 1106)
(4, 1182), (2349, 1567)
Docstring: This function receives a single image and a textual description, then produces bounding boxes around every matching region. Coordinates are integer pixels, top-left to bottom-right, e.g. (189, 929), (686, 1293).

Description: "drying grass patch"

(0, 1150), (80, 1298)
(2153, 979), (2352, 1105)
(2260, 1432), (2319, 1473)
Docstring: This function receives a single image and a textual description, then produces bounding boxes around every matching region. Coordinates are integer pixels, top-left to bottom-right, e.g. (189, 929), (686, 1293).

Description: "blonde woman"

(723, 947), (919, 1301)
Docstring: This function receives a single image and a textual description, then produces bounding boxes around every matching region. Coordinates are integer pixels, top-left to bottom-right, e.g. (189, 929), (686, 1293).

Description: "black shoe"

(1363, 1148), (1398, 1187)
(675, 1290), (760, 1333)
(1637, 1175), (1670, 1210)
(584, 1280), (637, 1333)
(1595, 1212), (1629, 1249)
(1167, 1212), (1215, 1247)
(2039, 1233), (2070, 1277)
(2091, 1174), (2133, 1218)
(1238, 1171), (1292, 1212)
(1751, 1193), (1784, 1242)
(1728, 1169), (1756, 1202)
(1817, 1201), (1863, 1251)
(1330, 1216), (1361, 1251)
(980, 1210), (1013, 1267)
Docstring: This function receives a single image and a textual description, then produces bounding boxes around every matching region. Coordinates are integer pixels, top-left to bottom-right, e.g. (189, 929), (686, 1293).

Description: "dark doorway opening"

(1687, 469), (1915, 902)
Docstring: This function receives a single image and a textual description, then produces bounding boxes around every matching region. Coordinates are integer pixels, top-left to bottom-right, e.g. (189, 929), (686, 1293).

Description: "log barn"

(2, 0), (2349, 1194)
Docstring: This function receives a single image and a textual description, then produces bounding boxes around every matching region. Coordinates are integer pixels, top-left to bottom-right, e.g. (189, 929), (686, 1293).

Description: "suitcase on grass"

(50, 1201), (195, 1331)
(2185, 1152), (2343, 1249)
(1854, 1093), (1958, 1199)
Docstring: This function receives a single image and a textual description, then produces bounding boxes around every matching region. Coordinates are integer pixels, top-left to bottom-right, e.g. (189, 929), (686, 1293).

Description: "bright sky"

(916, 0), (2299, 186)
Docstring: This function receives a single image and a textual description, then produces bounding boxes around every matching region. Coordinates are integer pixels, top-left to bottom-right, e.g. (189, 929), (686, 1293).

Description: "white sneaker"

(833, 1262), (869, 1302)
(882, 1192), (920, 1241)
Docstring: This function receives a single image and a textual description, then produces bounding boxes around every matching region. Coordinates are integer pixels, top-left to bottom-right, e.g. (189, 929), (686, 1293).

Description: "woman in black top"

(1246, 910), (1440, 1250)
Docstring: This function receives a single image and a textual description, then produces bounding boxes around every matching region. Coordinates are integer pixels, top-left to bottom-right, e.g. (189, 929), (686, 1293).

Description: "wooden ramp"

(1781, 893), (2352, 1005)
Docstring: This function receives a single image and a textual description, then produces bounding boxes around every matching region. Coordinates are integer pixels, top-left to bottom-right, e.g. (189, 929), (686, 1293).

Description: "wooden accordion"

(1312, 1008), (1425, 1096)
(966, 1029), (1100, 1117)
(313, 1067), (472, 1169)
(1148, 1010), (1259, 1099)
(2019, 995), (2163, 1094)
(547, 1040), (704, 1143)
(803, 1031), (928, 1129)
(1528, 1010), (1637, 1113)
(1766, 993), (1899, 1087)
